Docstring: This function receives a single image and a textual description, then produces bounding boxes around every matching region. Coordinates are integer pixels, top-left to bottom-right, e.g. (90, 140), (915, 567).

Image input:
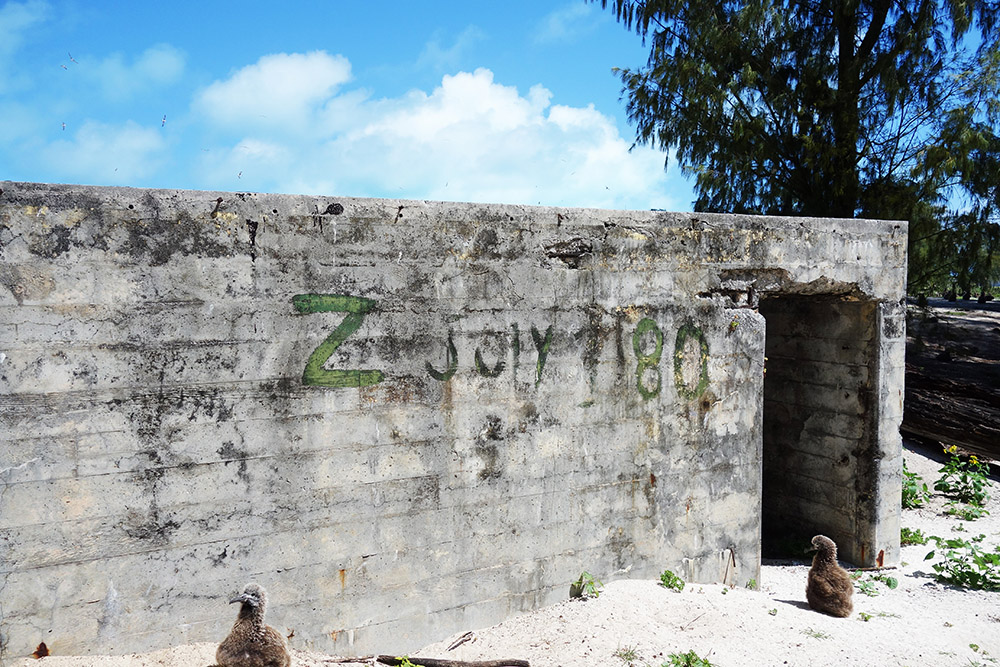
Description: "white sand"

(12, 443), (1000, 667)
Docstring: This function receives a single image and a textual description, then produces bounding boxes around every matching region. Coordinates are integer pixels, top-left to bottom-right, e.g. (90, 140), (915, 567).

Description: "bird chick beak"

(229, 593), (251, 605)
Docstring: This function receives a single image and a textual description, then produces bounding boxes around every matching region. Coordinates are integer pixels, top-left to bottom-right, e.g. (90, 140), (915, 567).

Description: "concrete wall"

(0, 181), (906, 660)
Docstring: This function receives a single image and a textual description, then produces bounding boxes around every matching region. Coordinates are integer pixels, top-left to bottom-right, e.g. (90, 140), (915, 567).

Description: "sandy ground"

(12, 442), (1000, 667)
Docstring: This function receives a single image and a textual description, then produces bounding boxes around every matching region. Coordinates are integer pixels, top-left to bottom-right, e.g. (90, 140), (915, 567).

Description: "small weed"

(903, 460), (931, 508)
(768, 608), (777, 616)
(901, 527), (929, 545)
(659, 569), (685, 592)
(925, 534), (1000, 590)
(947, 502), (990, 521)
(570, 571), (603, 599)
(855, 579), (879, 596)
(859, 611), (900, 621)
(663, 650), (715, 666)
(935, 447), (992, 507)
(969, 643), (999, 665)
(745, 578), (757, 590)
(396, 658), (420, 667)
(802, 628), (830, 639)
(613, 645), (640, 665)
(854, 572), (898, 596)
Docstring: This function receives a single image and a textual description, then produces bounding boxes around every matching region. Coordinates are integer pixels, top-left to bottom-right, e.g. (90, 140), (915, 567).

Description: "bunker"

(0, 181), (906, 659)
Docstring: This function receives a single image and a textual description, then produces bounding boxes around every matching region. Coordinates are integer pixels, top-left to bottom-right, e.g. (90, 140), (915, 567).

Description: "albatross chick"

(216, 582), (291, 667)
(806, 535), (853, 617)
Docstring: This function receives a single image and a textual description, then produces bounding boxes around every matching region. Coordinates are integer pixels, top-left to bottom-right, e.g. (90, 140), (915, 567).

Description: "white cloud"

(532, 4), (598, 44)
(194, 51), (351, 132)
(194, 56), (679, 210)
(40, 120), (166, 182)
(415, 26), (486, 73)
(0, 0), (49, 92)
(78, 44), (186, 101)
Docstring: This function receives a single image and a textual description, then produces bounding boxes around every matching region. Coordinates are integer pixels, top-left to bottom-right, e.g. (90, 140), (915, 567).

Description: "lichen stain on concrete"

(474, 415), (505, 481)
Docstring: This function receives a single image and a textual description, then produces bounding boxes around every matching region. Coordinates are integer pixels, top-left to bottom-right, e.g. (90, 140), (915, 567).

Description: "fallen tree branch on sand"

(321, 656), (530, 667)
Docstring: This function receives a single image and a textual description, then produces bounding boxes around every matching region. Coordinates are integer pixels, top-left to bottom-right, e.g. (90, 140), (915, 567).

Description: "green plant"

(903, 460), (931, 508)
(968, 643), (999, 666)
(396, 658), (422, 667)
(935, 447), (993, 507)
(925, 535), (1000, 590)
(855, 579), (879, 597)
(947, 502), (990, 521)
(659, 569), (685, 592)
(663, 650), (715, 667)
(570, 571), (603, 599)
(614, 645), (641, 665)
(802, 628), (830, 639)
(745, 578), (757, 590)
(854, 572), (898, 596)
(860, 611), (901, 621)
(768, 608), (777, 616)
(901, 526), (929, 545)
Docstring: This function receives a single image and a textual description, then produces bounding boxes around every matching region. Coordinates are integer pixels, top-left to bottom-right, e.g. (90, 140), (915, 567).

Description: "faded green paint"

(531, 325), (554, 386)
(511, 324), (521, 382)
(474, 346), (506, 377)
(427, 331), (458, 381)
(293, 293), (385, 388)
(633, 317), (663, 400)
(674, 322), (710, 399)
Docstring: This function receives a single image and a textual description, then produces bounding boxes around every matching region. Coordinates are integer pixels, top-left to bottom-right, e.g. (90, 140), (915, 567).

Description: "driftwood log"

(321, 657), (530, 667)
(902, 364), (1000, 464)
(376, 657), (530, 667)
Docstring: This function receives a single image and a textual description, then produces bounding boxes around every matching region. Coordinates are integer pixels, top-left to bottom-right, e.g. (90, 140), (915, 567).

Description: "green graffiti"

(474, 335), (507, 377)
(511, 323), (521, 381)
(633, 317), (664, 400)
(673, 321), (710, 399)
(426, 331), (458, 381)
(531, 325), (554, 386)
(293, 293), (384, 388)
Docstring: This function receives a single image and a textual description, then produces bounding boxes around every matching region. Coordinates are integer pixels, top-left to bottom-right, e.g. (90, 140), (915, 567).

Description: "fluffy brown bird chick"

(216, 583), (291, 667)
(806, 535), (854, 617)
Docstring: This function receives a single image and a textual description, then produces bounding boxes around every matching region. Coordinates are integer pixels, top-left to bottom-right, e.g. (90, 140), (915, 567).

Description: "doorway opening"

(759, 294), (878, 565)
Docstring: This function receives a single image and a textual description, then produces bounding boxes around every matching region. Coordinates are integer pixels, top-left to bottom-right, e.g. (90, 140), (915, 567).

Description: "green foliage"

(925, 534), (1000, 590)
(594, 0), (1000, 296)
(614, 645), (641, 665)
(946, 502), (991, 521)
(935, 448), (993, 507)
(745, 578), (757, 590)
(659, 569), (685, 592)
(802, 628), (830, 640)
(859, 611), (901, 622)
(901, 526), (929, 546)
(570, 571), (604, 599)
(852, 572), (898, 596)
(663, 650), (715, 667)
(902, 460), (931, 509)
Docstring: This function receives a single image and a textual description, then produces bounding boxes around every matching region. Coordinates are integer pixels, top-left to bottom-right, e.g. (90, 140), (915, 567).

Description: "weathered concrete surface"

(0, 182), (906, 660)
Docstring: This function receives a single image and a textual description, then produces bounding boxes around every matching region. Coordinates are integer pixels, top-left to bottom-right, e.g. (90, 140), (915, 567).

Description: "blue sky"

(0, 0), (696, 210)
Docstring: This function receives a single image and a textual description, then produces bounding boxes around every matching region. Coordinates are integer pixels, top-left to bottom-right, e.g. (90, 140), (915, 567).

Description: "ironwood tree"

(595, 0), (1000, 295)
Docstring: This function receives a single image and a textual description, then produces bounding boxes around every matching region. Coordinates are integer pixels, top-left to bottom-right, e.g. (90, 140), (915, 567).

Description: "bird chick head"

(230, 582), (268, 609)
(810, 535), (837, 554)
